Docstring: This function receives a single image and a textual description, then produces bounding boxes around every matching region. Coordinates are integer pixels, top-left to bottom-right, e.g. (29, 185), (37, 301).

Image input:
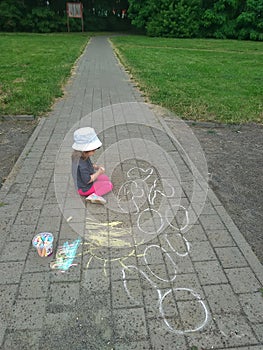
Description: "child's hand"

(98, 166), (105, 174)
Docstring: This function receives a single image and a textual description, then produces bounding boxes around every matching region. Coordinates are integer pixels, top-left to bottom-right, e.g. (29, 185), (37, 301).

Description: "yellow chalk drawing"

(83, 217), (144, 276)
(86, 217), (134, 248)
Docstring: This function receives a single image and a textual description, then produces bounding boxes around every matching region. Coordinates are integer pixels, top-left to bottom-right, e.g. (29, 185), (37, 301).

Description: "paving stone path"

(0, 36), (262, 350)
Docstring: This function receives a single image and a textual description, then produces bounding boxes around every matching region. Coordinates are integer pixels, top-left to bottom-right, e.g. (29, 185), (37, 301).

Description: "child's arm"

(93, 164), (105, 170)
(89, 166), (105, 183)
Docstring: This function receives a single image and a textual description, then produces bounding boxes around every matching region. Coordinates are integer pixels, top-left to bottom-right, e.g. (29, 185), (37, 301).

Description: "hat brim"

(72, 139), (102, 152)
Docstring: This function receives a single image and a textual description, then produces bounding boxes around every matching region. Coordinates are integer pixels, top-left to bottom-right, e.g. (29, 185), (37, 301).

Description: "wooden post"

(66, 2), (84, 33)
(67, 16), (70, 32)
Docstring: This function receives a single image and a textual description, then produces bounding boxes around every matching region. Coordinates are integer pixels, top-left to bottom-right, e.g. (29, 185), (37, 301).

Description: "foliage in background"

(127, 0), (263, 40)
(0, 0), (262, 40)
(111, 35), (263, 124)
(0, 33), (89, 115)
(0, 0), (131, 33)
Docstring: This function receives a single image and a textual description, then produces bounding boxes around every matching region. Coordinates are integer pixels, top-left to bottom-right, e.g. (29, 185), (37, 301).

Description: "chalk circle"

(160, 288), (209, 334)
(137, 208), (164, 235)
(166, 205), (189, 232)
(54, 102), (208, 247)
(144, 245), (177, 282)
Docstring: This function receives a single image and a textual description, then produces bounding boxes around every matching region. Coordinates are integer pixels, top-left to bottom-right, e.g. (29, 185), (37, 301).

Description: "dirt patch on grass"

(0, 119), (38, 186)
(166, 118), (263, 264)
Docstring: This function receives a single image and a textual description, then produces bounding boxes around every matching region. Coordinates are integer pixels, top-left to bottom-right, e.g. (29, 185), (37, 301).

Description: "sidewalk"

(0, 36), (262, 350)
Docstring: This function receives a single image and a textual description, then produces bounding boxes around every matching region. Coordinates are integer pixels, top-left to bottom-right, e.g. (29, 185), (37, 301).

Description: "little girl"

(72, 127), (113, 204)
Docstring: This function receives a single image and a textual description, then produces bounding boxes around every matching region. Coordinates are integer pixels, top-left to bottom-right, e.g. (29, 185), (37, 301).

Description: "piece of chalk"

(67, 216), (73, 222)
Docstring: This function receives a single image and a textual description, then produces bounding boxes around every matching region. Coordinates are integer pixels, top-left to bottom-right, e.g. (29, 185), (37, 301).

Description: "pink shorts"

(78, 174), (113, 197)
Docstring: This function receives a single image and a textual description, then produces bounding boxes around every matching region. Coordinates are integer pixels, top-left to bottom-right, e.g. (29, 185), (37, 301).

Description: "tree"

(0, 0), (25, 31)
(127, 0), (263, 40)
(147, 0), (202, 37)
(236, 0), (263, 40)
(128, 0), (202, 37)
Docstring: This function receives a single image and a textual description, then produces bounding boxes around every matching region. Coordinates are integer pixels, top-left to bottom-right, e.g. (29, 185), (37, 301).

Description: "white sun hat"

(72, 127), (102, 152)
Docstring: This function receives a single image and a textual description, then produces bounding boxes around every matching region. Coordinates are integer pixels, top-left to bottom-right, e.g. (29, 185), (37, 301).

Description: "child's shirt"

(76, 157), (95, 192)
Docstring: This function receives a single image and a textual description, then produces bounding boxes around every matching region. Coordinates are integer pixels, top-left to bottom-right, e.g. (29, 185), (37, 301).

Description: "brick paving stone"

(165, 253), (195, 275)
(82, 268), (110, 293)
(182, 224), (208, 242)
(36, 215), (61, 234)
(199, 214), (226, 231)
(238, 292), (263, 323)
(142, 287), (164, 319)
(21, 197), (44, 210)
(225, 267), (262, 293)
(49, 282), (80, 307)
(9, 299), (46, 330)
(203, 284), (242, 314)
(50, 262), (82, 283)
(251, 323), (263, 343)
(25, 188), (46, 200)
(9, 224), (36, 241)
(0, 241), (30, 261)
(113, 307), (148, 341)
(18, 272), (50, 299)
(0, 284), (18, 320)
(44, 311), (74, 328)
(0, 262), (24, 284)
(215, 246), (248, 268)
(215, 313), (258, 347)
(112, 280), (143, 308)
(194, 260), (228, 285)
(189, 240), (217, 262)
(185, 318), (226, 350)
(206, 229), (235, 247)
(14, 209), (40, 226)
(40, 204), (61, 217)
(3, 330), (42, 350)
(24, 250), (53, 273)
(148, 317), (187, 349)
(171, 273), (206, 299)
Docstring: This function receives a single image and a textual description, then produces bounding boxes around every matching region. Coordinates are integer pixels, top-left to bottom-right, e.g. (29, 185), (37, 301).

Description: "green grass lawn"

(111, 36), (263, 124)
(0, 33), (89, 116)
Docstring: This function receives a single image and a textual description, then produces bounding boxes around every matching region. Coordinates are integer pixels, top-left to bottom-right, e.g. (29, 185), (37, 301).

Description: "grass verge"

(0, 33), (90, 116)
(111, 36), (263, 124)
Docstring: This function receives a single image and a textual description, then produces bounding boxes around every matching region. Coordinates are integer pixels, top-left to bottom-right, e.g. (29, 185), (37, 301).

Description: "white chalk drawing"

(80, 165), (209, 334)
(166, 204), (190, 232)
(148, 178), (175, 205)
(122, 265), (209, 334)
(159, 288), (209, 334)
(164, 233), (190, 257)
(83, 165), (209, 334)
(117, 166), (209, 334)
(144, 245), (177, 282)
(137, 208), (164, 234)
(117, 180), (144, 214)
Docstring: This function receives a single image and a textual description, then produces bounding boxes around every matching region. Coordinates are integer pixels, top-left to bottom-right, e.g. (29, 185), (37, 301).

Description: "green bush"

(128, 0), (263, 41)
(145, 0), (201, 38)
(0, 0), (25, 31)
(22, 8), (66, 33)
